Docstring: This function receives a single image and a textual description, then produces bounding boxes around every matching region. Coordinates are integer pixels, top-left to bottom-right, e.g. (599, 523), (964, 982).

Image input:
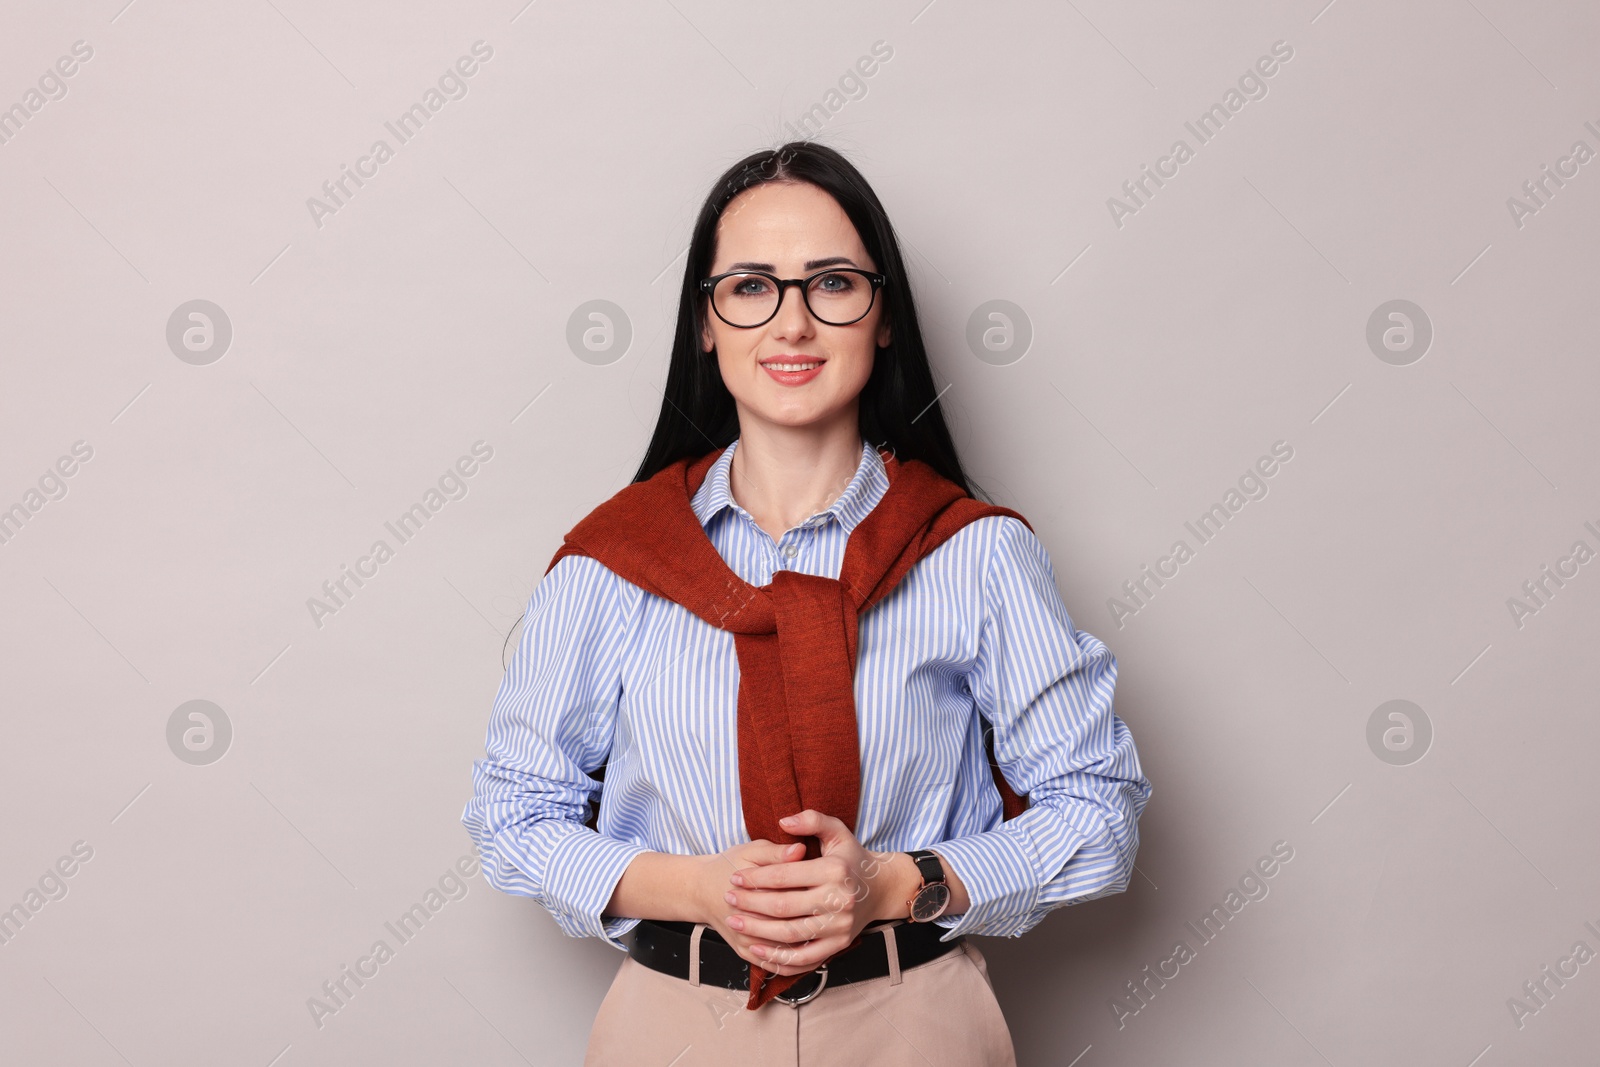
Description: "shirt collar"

(690, 438), (888, 535)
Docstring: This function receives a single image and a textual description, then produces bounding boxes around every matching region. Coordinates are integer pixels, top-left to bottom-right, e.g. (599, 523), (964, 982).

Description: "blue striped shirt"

(461, 437), (1152, 950)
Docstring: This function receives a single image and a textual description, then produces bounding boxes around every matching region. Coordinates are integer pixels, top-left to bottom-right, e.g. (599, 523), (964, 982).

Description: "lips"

(760, 357), (826, 387)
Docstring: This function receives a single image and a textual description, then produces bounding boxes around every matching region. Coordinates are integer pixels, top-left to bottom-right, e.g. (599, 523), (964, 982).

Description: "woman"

(461, 141), (1153, 1065)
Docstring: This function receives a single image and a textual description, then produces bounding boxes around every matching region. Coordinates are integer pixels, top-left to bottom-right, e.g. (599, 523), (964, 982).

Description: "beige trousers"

(584, 921), (1017, 1066)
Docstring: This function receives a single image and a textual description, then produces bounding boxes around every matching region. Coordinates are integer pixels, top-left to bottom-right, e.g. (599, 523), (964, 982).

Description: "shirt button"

(782, 544), (798, 559)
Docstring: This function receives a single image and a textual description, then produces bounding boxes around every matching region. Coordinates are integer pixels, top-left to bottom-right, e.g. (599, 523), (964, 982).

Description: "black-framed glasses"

(699, 268), (886, 329)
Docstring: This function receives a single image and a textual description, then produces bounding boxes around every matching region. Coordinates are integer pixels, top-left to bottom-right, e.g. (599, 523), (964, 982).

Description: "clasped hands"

(699, 809), (908, 977)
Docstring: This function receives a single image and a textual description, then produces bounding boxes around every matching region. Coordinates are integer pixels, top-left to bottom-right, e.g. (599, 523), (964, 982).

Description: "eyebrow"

(723, 256), (860, 272)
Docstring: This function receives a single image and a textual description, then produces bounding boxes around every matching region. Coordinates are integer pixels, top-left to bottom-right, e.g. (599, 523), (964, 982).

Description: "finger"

(755, 934), (850, 972)
(732, 841), (807, 869)
(728, 927), (816, 972)
(728, 909), (843, 947)
(724, 883), (834, 920)
(778, 809), (848, 843)
(733, 855), (850, 891)
(723, 932), (794, 973)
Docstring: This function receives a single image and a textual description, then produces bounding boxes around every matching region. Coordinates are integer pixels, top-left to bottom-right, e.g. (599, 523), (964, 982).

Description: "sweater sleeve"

(460, 554), (648, 951)
(930, 516), (1153, 941)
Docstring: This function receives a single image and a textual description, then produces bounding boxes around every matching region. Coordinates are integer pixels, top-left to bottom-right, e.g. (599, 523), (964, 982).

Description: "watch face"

(910, 882), (951, 922)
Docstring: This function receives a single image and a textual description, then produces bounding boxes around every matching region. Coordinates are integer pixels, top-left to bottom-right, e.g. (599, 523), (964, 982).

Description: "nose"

(769, 280), (816, 337)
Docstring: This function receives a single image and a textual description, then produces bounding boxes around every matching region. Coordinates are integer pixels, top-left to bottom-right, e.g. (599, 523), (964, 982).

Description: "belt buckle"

(774, 963), (829, 1006)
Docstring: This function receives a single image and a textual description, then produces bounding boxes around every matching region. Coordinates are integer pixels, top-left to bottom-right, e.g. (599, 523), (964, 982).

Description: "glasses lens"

(711, 271), (875, 327)
(806, 270), (873, 325)
(712, 273), (778, 328)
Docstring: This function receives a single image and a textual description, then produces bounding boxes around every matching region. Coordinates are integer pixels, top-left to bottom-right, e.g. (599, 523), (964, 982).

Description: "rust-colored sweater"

(546, 443), (1030, 1008)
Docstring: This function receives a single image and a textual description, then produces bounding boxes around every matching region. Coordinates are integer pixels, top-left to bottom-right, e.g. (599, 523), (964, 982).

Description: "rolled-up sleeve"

(460, 554), (648, 951)
(931, 517), (1153, 940)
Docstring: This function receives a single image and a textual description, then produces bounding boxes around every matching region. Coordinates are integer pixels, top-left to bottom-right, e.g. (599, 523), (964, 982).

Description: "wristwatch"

(904, 849), (951, 922)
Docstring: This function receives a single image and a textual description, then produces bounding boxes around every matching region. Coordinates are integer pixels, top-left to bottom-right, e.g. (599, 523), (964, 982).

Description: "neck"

(728, 415), (864, 544)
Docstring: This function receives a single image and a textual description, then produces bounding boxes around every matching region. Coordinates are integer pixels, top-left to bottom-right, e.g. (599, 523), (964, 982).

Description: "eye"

(730, 275), (773, 296)
(812, 272), (857, 292)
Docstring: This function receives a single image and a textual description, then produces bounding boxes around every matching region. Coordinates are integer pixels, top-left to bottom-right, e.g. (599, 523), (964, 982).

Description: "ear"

(701, 303), (723, 354)
(876, 318), (891, 350)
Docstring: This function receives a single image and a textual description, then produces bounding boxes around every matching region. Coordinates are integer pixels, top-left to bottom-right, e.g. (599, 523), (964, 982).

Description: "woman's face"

(701, 181), (890, 436)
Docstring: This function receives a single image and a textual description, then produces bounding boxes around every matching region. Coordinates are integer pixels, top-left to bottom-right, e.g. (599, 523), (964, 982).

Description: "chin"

(748, 400), (841, 430)
(759, 410), (830, 430)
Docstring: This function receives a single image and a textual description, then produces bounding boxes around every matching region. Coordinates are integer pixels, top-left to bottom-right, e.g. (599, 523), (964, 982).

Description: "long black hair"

(632, 140), (989, 500)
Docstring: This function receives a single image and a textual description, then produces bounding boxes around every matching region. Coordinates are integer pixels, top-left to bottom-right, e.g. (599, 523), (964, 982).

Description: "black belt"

(628, 918), (963, 1005)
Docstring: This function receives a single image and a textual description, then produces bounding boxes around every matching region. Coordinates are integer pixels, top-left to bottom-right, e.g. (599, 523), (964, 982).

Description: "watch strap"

(908, 848), (945, 886)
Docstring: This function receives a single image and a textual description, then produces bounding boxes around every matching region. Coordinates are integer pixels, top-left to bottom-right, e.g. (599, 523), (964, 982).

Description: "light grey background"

(3, 1), (1597, 1064)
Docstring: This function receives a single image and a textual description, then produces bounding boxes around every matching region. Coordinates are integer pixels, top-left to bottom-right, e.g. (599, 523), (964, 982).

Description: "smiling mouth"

(760, 359), (825, 371)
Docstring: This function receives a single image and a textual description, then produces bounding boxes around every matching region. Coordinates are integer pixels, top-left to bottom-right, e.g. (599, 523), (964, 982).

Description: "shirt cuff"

(929, 813), (1087, 940)
(541, 830), (650, 951)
